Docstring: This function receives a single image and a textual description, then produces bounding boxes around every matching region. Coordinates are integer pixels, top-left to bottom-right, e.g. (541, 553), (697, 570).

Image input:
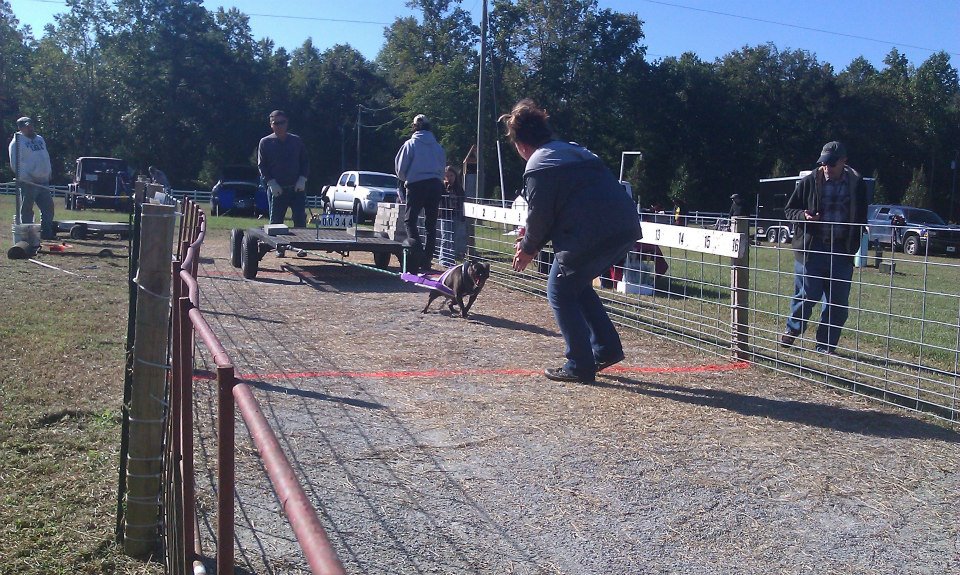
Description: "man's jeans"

(786, 250), (855, 349)
(18, 181), (55, 239)
(404, 178), (443, 261)
(269, 187), (306, 227)
(546, 258), (624, 379)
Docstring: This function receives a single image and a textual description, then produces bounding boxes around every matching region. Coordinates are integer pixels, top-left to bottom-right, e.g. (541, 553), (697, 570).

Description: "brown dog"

(421, 260), (490, 318)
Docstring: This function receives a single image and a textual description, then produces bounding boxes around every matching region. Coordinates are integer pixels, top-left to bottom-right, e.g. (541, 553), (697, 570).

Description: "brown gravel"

(191, 231), (959, 575)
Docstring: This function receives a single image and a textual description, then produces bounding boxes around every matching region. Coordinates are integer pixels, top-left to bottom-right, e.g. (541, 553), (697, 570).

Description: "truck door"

(334, 172), (349, 210)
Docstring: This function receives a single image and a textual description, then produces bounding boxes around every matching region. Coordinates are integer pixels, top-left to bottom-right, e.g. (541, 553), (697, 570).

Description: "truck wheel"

(778, 229), (791, 244)
(241, 233), (259, 279)
(903, 235), (920, 256)
(766, 229), (778, 243)
(230, 228), (244, 268)
(353, 201), (365, 225)
(373, 251), (391, 269)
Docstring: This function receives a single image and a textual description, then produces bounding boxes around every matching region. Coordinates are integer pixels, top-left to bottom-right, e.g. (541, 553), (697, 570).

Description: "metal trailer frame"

(230, 225), (406, 280)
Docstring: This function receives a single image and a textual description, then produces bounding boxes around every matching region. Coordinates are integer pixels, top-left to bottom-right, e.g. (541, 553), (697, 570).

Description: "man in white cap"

(780, 141), (868, 355)
(8, 116), (55, 239)
(395, 114), (446, 271)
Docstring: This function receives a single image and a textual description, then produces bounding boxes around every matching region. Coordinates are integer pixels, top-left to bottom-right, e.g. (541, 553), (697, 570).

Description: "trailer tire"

(241, 233), (259, 279)
(373, 251), (391, 269)
(778, 229), (791, 244)
(230, 228), (244, 268)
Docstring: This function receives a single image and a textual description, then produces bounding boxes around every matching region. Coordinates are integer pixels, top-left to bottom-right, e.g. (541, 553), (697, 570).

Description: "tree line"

(2, 0), (958, 217)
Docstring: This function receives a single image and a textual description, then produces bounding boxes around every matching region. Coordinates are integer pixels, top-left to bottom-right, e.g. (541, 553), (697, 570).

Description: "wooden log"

(123, 203), (176, 558)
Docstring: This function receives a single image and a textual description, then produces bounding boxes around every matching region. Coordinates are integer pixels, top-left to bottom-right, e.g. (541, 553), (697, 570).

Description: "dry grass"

(0, 195), (163, 574)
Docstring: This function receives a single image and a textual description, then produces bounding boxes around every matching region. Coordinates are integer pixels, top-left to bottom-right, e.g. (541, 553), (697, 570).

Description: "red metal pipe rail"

(170, 199), (346, 573)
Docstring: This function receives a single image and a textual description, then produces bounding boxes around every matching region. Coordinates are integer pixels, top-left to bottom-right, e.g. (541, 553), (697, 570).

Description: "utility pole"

(356, 105), (361, 170)
(474, 0), (487, 201)
(951, 150), (958, 223)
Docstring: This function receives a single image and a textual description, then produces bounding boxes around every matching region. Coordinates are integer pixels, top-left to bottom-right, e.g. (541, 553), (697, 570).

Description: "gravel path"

(191, 234), (959, 575)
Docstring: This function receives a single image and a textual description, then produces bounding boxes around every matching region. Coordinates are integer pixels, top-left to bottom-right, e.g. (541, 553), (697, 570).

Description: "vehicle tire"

(778, 229), (791, 244)
(69, 224), (87, 240)
(353, 201), (365, 225)
(373, 251), (391, 269)
(766, 229), (778, 243)
(230, 228), (244, 268)
(903, 235), (920, 256)
(241, 233), (259, 279)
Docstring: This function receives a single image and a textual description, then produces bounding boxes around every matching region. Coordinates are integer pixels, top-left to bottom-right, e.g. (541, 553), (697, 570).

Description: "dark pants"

(404, 178), (443, 263)
(19, 181), (56, 239)
(786, 248), (855, 350)
(269, 187), (306, 227)
(546, 257), (626, 380)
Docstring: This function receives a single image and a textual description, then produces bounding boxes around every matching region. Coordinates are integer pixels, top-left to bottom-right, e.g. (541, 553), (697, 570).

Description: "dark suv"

(867, 204), (960, 256)
(65, 156), (133, 212)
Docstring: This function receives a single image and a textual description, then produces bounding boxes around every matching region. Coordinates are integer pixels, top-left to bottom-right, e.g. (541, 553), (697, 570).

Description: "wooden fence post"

(124, 203), (176, 557)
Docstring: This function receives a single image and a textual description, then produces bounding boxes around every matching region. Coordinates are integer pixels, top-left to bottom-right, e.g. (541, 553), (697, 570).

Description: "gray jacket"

(395, 130), (445, 185)
(519, 141), (641, 279)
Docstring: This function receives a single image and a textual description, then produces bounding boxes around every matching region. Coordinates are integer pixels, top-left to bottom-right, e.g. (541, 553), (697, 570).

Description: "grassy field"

(0, 195), (166, 573)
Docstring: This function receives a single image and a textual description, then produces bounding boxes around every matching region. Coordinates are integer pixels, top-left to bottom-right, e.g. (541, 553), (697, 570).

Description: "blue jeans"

(786, 250), (855, 349)
(546, 258), (624, 379)
(269, 187), (306, 227)
(19, 181), (55, 239)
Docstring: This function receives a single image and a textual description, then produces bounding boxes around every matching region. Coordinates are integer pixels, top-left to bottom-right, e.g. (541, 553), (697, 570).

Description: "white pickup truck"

(323, 170), (401, 224)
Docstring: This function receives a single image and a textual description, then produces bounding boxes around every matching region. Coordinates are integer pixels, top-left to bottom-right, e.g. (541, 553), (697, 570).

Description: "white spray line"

(28, 258), (80, 276)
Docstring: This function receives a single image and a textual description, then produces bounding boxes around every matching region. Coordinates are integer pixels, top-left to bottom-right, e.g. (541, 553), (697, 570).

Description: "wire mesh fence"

(454, 201), (960, 422)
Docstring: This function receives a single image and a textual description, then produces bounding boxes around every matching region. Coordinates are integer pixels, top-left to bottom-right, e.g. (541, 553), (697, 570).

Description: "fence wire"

(453, 202), (959, 422)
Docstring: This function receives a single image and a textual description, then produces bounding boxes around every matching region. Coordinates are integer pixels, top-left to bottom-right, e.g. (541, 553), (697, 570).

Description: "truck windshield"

(906, 209), (945, 225)
(358, 174), (399, 188)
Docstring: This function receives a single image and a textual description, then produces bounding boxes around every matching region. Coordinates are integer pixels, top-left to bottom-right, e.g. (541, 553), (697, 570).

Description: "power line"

(246, 13), (389, 26)
(637, 0), (959, 58)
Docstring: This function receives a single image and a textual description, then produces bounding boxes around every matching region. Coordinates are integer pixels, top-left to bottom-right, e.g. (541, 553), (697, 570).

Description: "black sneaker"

(780, 329), (800, 347)
(544, 367), (595, 384)
(596, 354), (625, 372)
(815, 345), (837, 356)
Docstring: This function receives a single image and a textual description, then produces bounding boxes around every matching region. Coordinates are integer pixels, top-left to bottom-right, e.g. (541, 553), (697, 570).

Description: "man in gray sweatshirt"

(8, 116), (55, 240)
(395, 114), (446, 271)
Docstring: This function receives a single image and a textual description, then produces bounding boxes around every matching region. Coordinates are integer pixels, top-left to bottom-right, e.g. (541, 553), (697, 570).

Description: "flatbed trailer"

(56, 219), (131, 240)
(231, 225), (406, 279)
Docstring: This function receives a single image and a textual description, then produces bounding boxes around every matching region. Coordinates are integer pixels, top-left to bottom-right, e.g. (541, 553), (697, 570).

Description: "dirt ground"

(190, 232), (959, 575)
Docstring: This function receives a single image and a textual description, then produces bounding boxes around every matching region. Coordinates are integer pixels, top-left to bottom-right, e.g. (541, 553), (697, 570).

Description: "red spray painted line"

(195, 362), (749, 383)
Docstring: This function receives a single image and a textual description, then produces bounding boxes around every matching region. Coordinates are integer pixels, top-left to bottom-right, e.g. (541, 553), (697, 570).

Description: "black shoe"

(815, 345), (837, 356)
(780, 329), (800, 347)
(596, 354), (625, 372)
(544, 367), (595, 384)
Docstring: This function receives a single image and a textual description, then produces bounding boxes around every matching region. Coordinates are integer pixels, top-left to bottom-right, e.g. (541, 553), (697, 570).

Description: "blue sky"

(10, 0), (960, 69)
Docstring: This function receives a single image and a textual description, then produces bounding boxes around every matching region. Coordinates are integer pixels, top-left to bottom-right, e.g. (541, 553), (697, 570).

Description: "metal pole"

(13, 131), (21, 226)
(356, 105), (361, 170)
(475, 0), (487, 201)
(951, 151), (958, 223)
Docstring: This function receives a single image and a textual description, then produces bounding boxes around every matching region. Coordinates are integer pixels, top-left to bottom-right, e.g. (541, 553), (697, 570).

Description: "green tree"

(902, 166), (930, 208)
(0, 0), (31, 149)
